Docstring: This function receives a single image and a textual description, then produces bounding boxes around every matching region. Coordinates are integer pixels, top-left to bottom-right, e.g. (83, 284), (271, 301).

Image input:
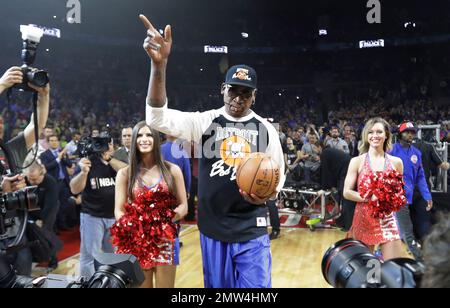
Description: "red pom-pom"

(110, 185), (178, 269)
(361, 169), (407, 219)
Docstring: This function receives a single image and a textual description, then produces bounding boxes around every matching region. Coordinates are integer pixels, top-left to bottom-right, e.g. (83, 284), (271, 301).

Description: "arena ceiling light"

(404, 22), (416, 28)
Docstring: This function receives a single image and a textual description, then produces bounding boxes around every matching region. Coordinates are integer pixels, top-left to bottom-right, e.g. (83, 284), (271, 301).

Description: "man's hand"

(426, 200), (433, 212)
(28, 82), (50, 97)
(101, 143), (114, 162)
(139, 14), (172, 64)
(439, 161), (450, 171)
(1, 174), (27, 192)
(0, 67), (23, 93)
(36, 220), (44, 228)
(58, 147), (68, 160)
(239, 189), (276, 205)
(71, 195), (82, 205)
(78, 158), (91, 174)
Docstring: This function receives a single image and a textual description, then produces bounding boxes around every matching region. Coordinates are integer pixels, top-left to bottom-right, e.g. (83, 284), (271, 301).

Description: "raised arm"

(70, 158), (91, 195)
(140, 15), (215, 142)
(140, 14), (172, 108)
(23, 83), (50, 151)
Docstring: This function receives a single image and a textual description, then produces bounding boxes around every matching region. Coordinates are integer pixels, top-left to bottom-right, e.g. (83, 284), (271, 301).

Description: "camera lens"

(27, 69), (49, 88)
(84, 265), (128, 288)
(321, 238), (378, 288)
(1, 187), (38, 212)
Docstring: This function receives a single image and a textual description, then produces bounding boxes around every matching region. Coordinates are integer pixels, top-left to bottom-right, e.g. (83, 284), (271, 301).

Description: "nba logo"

(257, 217), (267, 227)
(90, 178), (97, 189)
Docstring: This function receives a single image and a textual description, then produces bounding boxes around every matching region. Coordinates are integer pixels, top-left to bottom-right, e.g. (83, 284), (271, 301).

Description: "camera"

(0, 253), (145, 288)
(0, 179), (144, 288)
(0, 187), (39, 246)
(322, 238), (425, 288)
(15, 25), (49, 92)
(76, 136), (111, 158)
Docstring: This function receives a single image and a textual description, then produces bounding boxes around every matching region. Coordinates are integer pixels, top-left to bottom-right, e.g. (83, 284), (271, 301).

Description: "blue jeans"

(79, 213), (115, 278)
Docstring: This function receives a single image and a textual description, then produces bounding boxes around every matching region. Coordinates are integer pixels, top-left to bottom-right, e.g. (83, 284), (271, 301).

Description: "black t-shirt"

(79, 157), (117, 218)
(197, 114), (280, 243)
(285, 146), (298, 166)
(146, 105), (285, 243)
(293, 139), (303, 150)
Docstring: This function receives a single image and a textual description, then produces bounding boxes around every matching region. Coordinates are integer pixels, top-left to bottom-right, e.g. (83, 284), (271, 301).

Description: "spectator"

(300, 133), (321, 182)
(326, 127), (350, 154)
(113, 125), (133, 164)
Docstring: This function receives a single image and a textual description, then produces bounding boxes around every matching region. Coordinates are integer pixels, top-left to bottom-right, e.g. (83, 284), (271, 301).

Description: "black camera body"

(14, 26), (49, 92)
(0, 253), (145, 288)
(77, 136), (111, 158)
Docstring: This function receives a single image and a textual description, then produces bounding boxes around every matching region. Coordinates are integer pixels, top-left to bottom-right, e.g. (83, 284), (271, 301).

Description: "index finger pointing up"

(139, 14), (157, 32)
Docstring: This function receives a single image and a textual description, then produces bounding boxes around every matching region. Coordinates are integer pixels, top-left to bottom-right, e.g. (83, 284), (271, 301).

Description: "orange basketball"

(236, 152), (280, 199)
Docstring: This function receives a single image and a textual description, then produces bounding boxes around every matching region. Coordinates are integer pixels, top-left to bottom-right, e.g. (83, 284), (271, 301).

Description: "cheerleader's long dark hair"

(127, 121), (175, 199)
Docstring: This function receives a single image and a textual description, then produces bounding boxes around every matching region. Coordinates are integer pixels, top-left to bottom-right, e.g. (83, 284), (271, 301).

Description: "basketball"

(236, 152), (280, 199)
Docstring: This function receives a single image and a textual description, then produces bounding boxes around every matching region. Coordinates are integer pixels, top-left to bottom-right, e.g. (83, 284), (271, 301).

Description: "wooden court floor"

(49, 225), (347, 288)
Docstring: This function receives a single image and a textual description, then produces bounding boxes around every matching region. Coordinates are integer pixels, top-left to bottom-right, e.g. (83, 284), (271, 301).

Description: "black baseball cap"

(224, 65), (257, 89)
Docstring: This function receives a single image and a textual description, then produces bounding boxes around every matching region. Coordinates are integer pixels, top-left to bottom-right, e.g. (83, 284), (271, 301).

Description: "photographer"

(0, 67), (50, 276)
(0, 66), (50, 171)
(70, 139), (126, 278)
(25, 161), (62, 269)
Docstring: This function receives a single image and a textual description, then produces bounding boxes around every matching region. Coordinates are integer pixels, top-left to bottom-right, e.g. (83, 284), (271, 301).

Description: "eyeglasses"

(225, 85), (254, 100)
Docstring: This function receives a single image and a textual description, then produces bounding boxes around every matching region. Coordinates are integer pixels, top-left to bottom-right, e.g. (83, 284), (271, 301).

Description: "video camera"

(76, 135), (111, 158)
(322, 238), (425, 288)
(15, 25), (49, 92)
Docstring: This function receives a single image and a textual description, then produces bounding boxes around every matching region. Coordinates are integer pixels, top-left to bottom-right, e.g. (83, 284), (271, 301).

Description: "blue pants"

(200, 233), (272, 288)
(410, 192), (431, 241)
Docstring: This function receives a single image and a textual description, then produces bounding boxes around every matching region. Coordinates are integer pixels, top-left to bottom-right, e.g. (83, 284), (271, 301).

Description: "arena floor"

(47, 225), (349, 288)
